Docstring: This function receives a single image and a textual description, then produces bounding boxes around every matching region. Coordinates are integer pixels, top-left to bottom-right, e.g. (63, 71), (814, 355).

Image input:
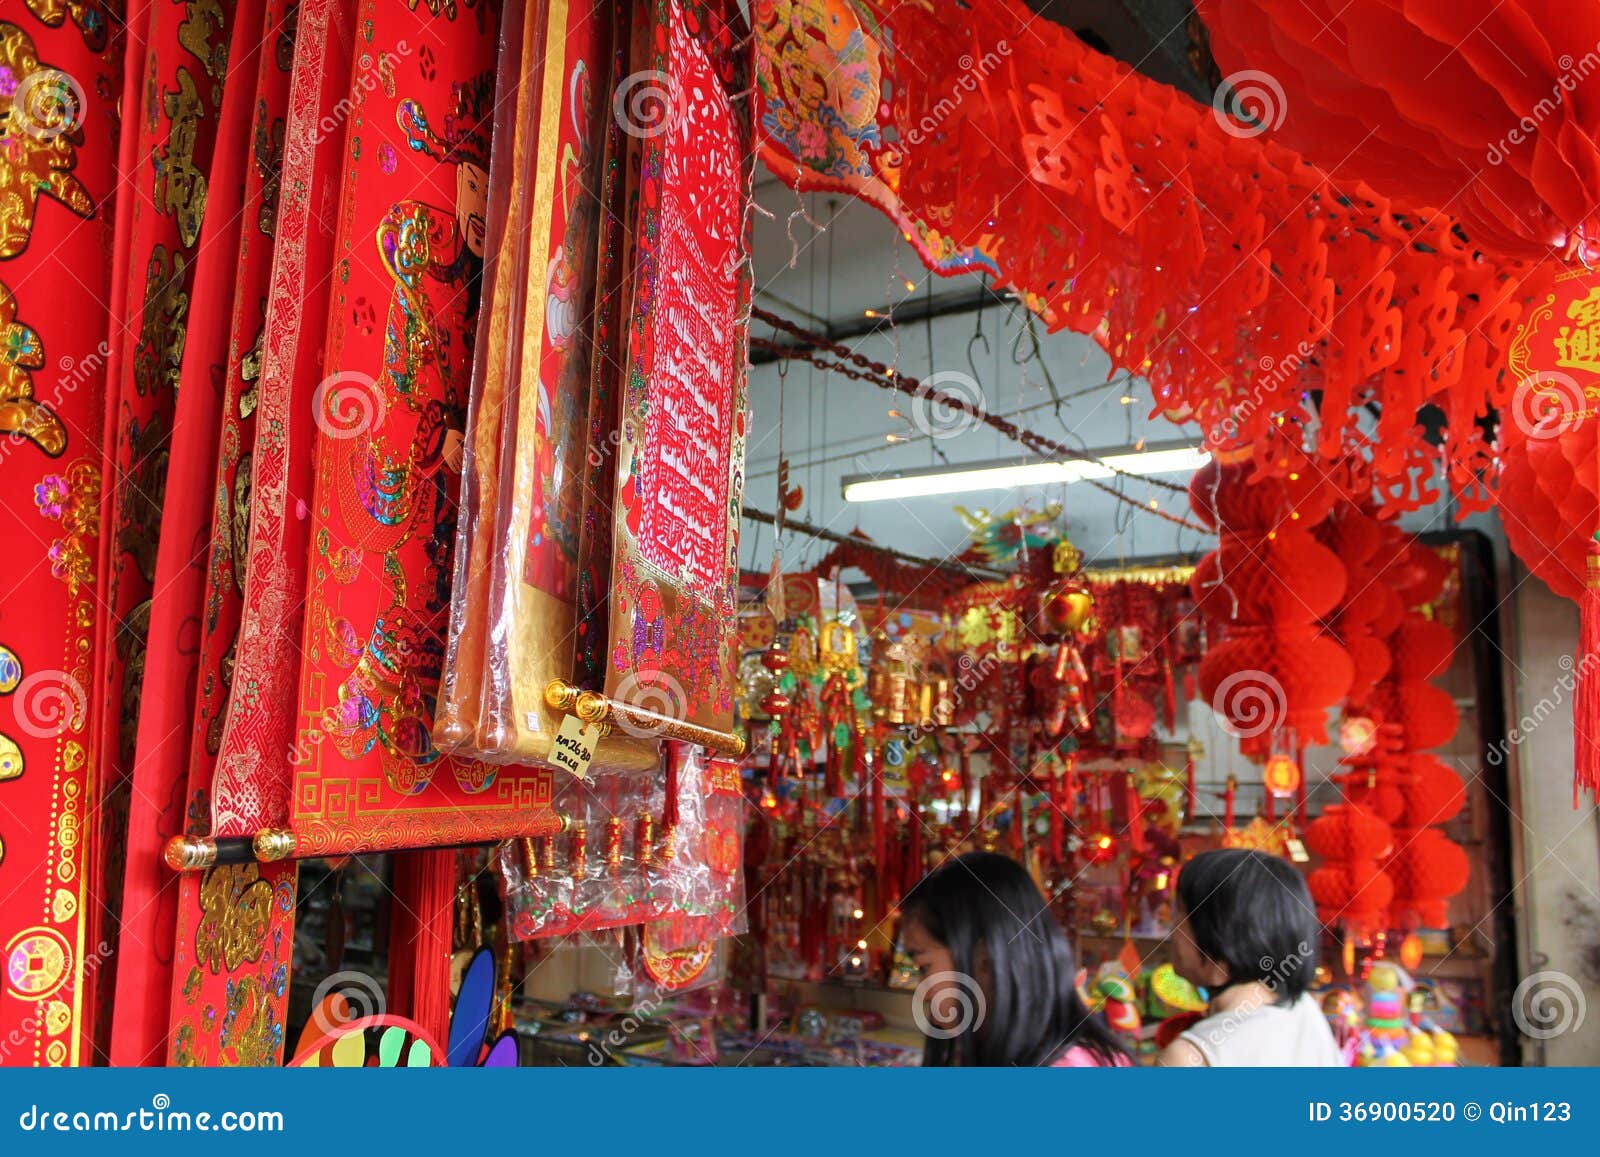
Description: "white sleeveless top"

(1180, 992), (1343, 1066)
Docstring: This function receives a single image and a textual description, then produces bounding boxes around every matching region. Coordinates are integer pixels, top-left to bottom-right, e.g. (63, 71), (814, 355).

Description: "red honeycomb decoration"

(1190, 450), (1351, 755)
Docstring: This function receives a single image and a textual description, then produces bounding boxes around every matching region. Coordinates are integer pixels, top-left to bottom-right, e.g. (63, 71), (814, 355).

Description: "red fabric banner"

(288, 0), (559, 855)
(87, 0), (239, 1058)
(113, 0), (268, 1063)
(604, 0), (750, 732)
(209, 0), (356, 836)
(0, 8), (121, 1066)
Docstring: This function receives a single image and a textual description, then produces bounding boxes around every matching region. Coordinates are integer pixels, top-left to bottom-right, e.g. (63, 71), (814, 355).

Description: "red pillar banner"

(0, 9), (121, 1066)
(210, 0), (354, 836)
(112, 0), (276, 1068)
(86, 0), (239, 1061)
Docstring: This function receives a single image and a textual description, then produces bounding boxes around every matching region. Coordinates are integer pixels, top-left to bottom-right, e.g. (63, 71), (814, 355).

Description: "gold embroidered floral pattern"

(22, 0), (111, 51)
(195, 863), (272, 973)
(0, 276), (64, 455)
(0, 21), (94, 259)
(35, 459), (99, 594)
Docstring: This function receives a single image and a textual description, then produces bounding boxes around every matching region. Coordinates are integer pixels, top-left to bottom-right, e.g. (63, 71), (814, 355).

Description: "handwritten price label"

(551, 714), (601, 779)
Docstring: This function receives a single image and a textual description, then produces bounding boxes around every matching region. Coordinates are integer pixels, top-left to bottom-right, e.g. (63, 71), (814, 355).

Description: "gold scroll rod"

(163, 828), (297, 872)
(544, 680), (747, 758)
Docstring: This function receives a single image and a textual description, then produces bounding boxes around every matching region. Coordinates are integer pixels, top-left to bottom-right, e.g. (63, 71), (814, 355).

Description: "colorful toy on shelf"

(1321, 988), (1364, 1036)
(1085, 964), (1143, 1037)
(1147, 962), (1207, 1018)
(1363, 963), (1413, 1043)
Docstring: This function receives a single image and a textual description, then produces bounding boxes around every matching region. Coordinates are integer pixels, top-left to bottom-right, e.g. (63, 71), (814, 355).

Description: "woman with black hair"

(899, 851), (1129, 1067)
(1158, 848), (1342, 1066)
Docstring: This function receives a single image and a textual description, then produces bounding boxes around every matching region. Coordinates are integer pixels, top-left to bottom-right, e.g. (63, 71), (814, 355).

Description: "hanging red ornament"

(1262, 754), (1302, 798)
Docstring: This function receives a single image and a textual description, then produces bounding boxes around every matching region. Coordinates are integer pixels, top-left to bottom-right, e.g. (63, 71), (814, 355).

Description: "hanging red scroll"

(0, 8), (120, 1067)
(210, 0), (355, 837)
(604, 0), (750, 735)
(454, 0), (652, 770)
(288, 0), (561, 855)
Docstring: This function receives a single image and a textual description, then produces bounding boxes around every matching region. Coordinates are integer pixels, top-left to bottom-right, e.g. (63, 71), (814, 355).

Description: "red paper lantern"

(1389, 828), (1470, 929)
(1389, 618), (1455, 681)
(1304, 803), (1392, 863)
(1393, 682), (1459, 750)
(1309, 861), (1395, 932)
(1399, 755), (1466, 829)
(1198, 0), (1600, 263)
(1262, 754), (1301, 798)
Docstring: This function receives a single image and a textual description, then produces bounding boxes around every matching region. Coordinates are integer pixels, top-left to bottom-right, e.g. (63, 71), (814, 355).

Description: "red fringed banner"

(753, 0), (1548, 518)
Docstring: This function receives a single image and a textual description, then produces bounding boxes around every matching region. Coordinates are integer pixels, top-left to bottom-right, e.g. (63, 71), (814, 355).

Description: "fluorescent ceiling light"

(840, 444), (1208, 503)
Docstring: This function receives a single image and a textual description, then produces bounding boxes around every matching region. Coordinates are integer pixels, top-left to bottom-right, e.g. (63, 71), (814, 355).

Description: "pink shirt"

(1052, 1046), (1131, 1067)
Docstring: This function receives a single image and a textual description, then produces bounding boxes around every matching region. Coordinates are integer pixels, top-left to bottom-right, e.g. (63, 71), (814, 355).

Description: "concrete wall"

(1503, 572), (1600, 1064)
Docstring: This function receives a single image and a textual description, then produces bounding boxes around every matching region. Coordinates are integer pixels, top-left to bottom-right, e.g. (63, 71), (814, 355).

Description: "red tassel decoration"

(1578, 534), (1600, 804)
(1183, 751), (1197, 821)
(870, 744), (885, 887)
(387, 849), (457, 1047)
